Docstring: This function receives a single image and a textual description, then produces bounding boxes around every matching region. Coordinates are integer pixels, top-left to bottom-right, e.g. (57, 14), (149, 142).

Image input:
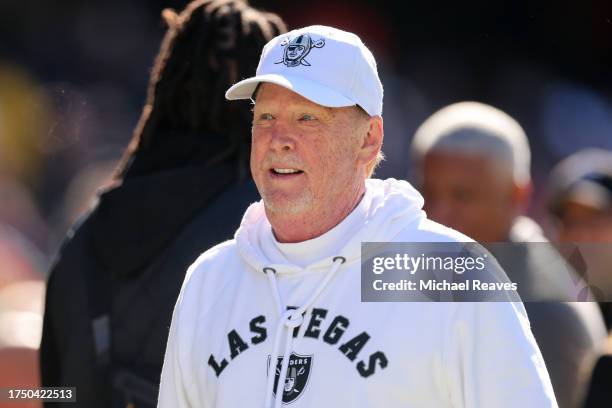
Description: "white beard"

(262, 188), (314, 216)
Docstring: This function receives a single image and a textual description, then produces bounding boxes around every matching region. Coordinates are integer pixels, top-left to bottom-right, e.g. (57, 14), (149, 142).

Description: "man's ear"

(511, 181), (532, 215)
(358, 115), (384, 166)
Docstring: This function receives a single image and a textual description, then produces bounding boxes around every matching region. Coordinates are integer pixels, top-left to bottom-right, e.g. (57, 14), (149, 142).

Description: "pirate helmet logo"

(276, 34), (325, 67)
(267, 353), (313, 404)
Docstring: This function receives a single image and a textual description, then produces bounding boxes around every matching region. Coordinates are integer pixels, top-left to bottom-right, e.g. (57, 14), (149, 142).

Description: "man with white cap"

(157, 26), (558, 407)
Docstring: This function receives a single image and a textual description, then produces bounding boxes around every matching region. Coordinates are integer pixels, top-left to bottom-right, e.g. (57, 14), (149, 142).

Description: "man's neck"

(268, 183), (366, 243)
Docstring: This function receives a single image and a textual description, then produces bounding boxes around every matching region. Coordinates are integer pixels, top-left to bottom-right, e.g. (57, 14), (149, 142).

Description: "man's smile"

(269, 166), (305, 180)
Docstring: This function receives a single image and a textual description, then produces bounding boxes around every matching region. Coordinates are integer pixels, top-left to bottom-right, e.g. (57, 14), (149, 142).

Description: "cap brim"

(225, 73), (355, 109)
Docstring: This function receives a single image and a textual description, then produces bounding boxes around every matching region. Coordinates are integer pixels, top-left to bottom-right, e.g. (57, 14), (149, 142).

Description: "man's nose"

(269, 124), (296, 152)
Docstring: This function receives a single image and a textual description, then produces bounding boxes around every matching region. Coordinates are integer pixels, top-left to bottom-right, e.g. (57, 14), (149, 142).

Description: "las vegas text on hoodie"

(157, 178), (558, 407)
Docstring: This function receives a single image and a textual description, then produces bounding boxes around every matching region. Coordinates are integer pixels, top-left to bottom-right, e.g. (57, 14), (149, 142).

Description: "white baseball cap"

(225, 25), (383, 116)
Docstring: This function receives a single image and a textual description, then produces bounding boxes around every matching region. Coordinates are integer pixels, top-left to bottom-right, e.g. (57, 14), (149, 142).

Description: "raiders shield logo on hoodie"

(267, 353), (313, 404)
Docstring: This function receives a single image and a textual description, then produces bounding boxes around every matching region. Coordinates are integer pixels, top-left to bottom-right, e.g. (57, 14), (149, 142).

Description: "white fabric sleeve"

(157, 289), (193, 408)
(443, 301), (559, 408)
(157, 256), (210, 408)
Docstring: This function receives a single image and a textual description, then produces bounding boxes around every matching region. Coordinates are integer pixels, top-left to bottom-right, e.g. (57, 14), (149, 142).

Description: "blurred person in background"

(40, 1), (286, 407)
(410, 102), (607, 408)
(545, 148), (612, 408)
(547, 149), (612, 325)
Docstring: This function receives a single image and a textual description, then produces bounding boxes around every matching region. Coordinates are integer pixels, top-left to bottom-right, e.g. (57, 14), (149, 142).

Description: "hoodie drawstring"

(263, 256), (346, 408)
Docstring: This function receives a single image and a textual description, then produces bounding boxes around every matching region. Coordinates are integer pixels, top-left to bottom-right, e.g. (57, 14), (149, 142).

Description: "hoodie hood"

(235, 178), (425, 273)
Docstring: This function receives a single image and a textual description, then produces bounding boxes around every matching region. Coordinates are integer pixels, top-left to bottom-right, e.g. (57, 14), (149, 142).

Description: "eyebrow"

(250, 89), (337, 120)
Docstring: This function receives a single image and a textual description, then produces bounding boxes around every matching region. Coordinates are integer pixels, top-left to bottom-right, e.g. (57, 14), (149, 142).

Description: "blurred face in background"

(556, 200), (612, 242)
(554, 200), (612, 299)
(420, 151), (527, 242)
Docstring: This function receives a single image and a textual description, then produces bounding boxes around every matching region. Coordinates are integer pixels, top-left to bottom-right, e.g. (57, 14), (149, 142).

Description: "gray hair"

(411, 101), (531, 186)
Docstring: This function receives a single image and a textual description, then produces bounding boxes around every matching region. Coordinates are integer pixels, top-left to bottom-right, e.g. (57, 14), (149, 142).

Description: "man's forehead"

(253, 83), (366, 119)
(254, 83), (325, 108)
(424, 151), (515, 186)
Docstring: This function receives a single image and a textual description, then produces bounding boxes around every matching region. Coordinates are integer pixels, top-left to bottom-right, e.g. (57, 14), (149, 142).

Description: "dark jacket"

(489, 216), (606, 408)
(40, 163), (259, 407)
(584, 350), (612, 408)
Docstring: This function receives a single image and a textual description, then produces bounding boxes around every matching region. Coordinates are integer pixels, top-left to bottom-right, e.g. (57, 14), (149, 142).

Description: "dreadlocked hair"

(116, 0), (286, 179)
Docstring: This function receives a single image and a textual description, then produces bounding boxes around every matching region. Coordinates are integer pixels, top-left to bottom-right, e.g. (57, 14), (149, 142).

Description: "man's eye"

(299, 114), (316, 121)
(259, 113), (274, 120)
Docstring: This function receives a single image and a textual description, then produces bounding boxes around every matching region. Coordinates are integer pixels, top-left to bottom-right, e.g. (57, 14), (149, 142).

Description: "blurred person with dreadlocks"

(40, 2), (286, 407)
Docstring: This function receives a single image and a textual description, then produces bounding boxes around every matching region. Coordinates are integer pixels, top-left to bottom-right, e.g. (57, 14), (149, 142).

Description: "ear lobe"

(365, 116), (383, 148)
(512, 181), (532, 212)
(359, 116), (384, 164)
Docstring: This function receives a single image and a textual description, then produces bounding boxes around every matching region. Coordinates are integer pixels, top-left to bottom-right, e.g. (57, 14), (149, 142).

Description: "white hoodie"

(157, 178), (558, 408)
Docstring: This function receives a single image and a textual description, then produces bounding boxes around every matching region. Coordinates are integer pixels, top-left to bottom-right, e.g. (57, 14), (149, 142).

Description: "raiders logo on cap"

(276, 34), (325, 67)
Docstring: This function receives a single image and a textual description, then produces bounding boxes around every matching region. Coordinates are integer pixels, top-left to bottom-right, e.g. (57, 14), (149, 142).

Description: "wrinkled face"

(251, 83), (367, 217)
(421, 151), (518, 242)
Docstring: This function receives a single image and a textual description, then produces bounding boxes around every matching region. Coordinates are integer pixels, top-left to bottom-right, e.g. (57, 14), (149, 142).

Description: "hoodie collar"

(235, 178), (425, 274)
(259, 189), (370, 269)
